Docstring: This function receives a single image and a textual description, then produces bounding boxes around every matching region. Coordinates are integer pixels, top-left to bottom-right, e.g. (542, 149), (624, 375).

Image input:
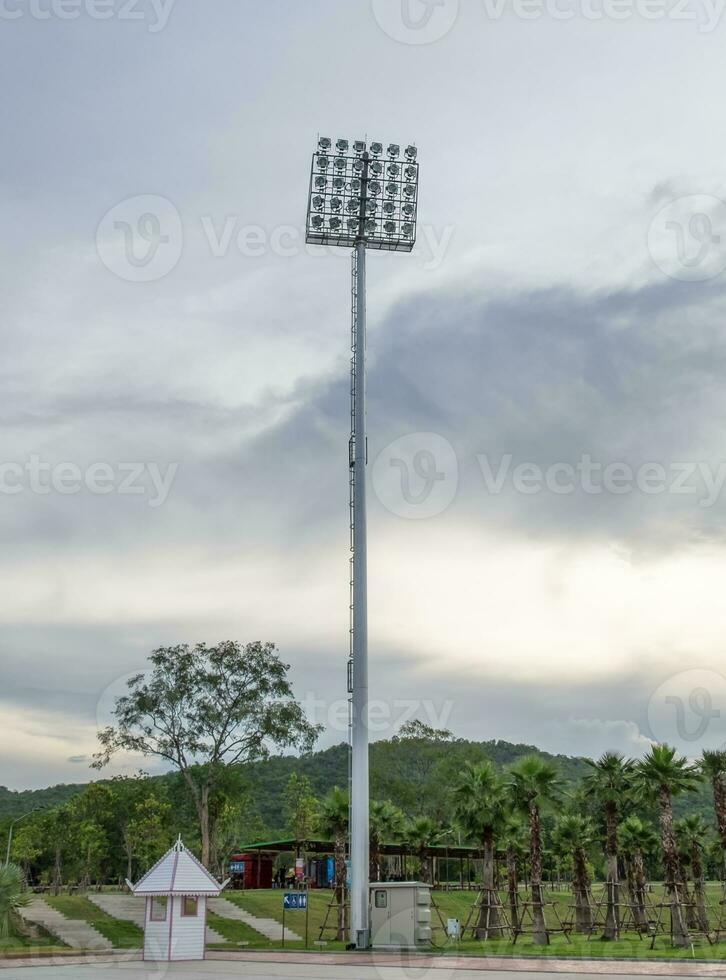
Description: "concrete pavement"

(2, 954), (726, 980)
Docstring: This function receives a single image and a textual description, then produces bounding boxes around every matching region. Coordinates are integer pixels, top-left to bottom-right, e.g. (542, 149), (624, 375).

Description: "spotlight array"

(306, 137), (419, 251)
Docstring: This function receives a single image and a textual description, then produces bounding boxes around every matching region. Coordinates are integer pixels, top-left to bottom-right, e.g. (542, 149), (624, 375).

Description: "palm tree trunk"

(506, 845), (520, 932)
(631, 851), (649, 932)
(712, 775), (726, 881)
(572, 847), (593, 933)
(476, 832), (502, 938)
(602, 803), (620, 940)
(691, 845), (710, 933)
(334, 835), (347, 941)
(658, 787), (689, 948)
(529, 805), (548, 945)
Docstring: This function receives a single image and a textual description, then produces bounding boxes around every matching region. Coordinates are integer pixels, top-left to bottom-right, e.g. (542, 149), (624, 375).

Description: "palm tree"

(317, 786), (349, 941)
(618, 814), (658, 934)
(582, 751), (634, 940)
(369, 800), (404, 882)
(404, 816), (442, 885)
(675, 814), (711, 934)
(452, 760), (508, 938)
(0, 863), (29, 940)
(700, 750), (726, 877)
(552, 814), (595, 933)
(509, 755), (561, 944)
(501, 814), (527, 932)
(634, 744), (701, 948)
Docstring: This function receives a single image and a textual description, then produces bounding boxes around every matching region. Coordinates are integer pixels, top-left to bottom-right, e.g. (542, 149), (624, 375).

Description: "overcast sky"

(3, 0), (726, 790)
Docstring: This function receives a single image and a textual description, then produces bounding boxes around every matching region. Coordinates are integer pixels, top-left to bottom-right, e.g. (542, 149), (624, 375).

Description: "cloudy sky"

(3, 0), (726, 790)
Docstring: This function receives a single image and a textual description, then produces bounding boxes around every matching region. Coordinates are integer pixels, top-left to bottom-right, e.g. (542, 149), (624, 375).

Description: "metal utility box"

(369, 882), (432, 950)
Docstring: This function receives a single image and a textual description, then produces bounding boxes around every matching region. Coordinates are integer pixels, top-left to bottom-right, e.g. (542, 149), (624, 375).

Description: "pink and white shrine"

(128, 836), (228, 962)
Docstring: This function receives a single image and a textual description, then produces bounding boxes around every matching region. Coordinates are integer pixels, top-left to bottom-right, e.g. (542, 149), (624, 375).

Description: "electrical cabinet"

(369, 882), (432, 949)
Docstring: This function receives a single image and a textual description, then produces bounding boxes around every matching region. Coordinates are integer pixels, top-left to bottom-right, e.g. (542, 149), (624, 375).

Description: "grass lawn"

(207, 910), (274, 948)
(44, 895), (143, 949)
(221, 889), (346, 950)
(210, 886), (726, 961)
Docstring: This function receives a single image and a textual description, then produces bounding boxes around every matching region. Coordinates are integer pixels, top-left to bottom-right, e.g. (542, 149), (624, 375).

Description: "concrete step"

(208, 896), (302, 942)
(18, 899), (113, 950)
(87, 893), (225, 945)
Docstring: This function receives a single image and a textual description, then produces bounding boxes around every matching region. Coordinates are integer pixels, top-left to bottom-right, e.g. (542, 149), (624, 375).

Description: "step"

(87, 893), (225, 945)
(18, 899), (113, 951)
(208, 896), (302, 942)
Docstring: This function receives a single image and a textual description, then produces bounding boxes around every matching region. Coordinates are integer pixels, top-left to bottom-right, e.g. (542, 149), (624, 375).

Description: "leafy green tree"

(393, 721), (455, 743)
(700, 749), (726, 875)
(509, 755), (561, 945)
(317, 787), (349, 941)
(126, 795), (173, 879)
(582, 752), (634, 940)
(93, 641), (320, 866)
(452, 760), (508, 937)
(619, 814), (657, 933)
(552, 814), (595, 933)
(0, 864), (28, 939)
(675, 814), (711, 933)
(283, 773), (318, 843)
(10, 821), (43, 883)
(634, 744), (701, 947)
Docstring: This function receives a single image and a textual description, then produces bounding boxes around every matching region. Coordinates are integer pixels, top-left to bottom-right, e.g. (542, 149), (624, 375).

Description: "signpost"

(282, 890), (309, 948)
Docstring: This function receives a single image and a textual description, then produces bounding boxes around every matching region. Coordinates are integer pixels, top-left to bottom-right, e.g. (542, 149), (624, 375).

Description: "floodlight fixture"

(304, 137), (420, 948)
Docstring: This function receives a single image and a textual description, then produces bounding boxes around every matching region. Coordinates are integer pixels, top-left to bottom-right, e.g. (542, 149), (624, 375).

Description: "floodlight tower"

(305, 138), (420, 949)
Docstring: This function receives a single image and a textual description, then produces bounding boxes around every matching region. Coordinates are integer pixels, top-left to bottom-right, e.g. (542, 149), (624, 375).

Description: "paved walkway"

(207, 898), (302, 942)
(86, 895), (225, 945)
(16, 900), (113, 951)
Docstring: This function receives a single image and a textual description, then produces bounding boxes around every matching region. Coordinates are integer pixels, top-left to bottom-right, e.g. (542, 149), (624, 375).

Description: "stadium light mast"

(305, 137), (420, 948)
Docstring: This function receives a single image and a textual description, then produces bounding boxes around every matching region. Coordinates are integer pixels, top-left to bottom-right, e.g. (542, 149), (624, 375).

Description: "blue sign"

(283, 892), (307, 911)
(229, 861), (245, 873)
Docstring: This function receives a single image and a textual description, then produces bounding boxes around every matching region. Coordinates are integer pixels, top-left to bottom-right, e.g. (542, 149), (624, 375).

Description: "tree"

(10, 822), (43, 885)
(675, 814), (711, 934)
(618, 815), (657, 934)
(369, 800), (404, 882)
(0, 863), (28, 939)
(283, 774), (318, 843)
(582, 751), (634, 940)
(552, 814), (595, 933)
(501, 814), (527, 932)
(509, 755), (561, 945)
(317, 787), (348, 941)
(393, 720), (455, 743)
(700, 749), (726, 876)
(452, 760), (508, 937)
(93, 641), (320, 866)
(634, 744), (701, 948)
(404, 816), (442, 885)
